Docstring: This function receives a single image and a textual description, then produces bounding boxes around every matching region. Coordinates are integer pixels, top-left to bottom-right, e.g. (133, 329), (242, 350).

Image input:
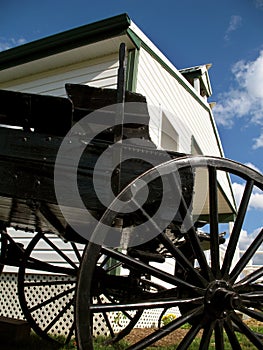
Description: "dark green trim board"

(126, 28), (142, 50)
(126, 49), (140, 92)
(194, 213), (236, 223)
(0, 13), (131, 71)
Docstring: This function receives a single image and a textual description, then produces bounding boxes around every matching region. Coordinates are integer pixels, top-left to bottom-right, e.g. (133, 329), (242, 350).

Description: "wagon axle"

(205, 280), (241, 318)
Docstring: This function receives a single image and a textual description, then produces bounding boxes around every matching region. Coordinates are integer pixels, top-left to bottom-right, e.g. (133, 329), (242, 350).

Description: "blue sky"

(1, 0), (263, 253)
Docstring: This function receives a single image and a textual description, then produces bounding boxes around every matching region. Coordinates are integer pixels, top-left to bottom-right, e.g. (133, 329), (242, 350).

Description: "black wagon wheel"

(18, 230), (83, 345)
(79, 248), (148, 346)
(0, 224), (7, 274)
(76, 155), (263, 349)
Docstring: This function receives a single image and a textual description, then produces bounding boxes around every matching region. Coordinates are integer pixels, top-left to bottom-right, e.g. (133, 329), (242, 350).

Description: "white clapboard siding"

(135, 47), (234, 209)
(3, 229), (84, 273)
(136, 47), (221, 156)
(0, 53), (120, 96)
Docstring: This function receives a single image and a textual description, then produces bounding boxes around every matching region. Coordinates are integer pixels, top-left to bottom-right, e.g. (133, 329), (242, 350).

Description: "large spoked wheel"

(18, 231), (83, 345)
(0, 225), (7, 274)
(76, 156), (263, 349)
(78, 247), (148, 345)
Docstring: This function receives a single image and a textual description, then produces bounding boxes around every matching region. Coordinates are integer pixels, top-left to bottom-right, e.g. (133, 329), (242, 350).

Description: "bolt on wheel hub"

(205, 280), (241, 318)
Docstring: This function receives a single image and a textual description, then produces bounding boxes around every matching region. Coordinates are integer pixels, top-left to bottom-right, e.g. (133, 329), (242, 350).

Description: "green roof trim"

(0, 13), (131, 71)
(126, 28), (142, 50)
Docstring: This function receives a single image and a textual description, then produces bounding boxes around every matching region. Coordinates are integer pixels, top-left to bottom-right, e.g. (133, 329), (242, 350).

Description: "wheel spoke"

(65, 321), (75, 344)
(42, 234), (79, 270)
(110, 310), (143, 344)
(28, 287), (75, 312)
(208, 166), (221, 279)
(239, 306), (263, 322)
(214, 321), (224, 350)
(230, 311), (263, 348)
(199, 322), (214, 350)
(230, 229), (263, 283)
(102, 247), (205, 294)
(158, 232), (208, 287)
(166, 169), (212, 279)
(136, 190), (213, 282)
(241, 297), (263, 309)
(181, 206), (213, 281)
(222, 179), (254, 277)
(235, 266), (263, 287)
(70, 242), (82, 262)
(25, 256), (76, 275)
(44, 298), (74, 333)
(90, 296), (204, 313)
(24, 279), (76, 287)
(241, 291), (263, 300)
(185, 226), (214, 282)
(95, 293), (144, 344)
(176, 322), (203, 350)
(224, 319), (242, 350)
(126, 306), (204, 350)
(97, 295), (115, 338)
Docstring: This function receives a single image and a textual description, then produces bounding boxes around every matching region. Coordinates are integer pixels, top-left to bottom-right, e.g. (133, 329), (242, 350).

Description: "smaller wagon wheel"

(18, 231), (83, 345)
(76, 156), (263, 350)
(76, 245), (168, 347)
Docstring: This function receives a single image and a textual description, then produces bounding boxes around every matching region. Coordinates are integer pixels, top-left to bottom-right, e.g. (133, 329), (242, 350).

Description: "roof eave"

(0, 13), (131, 71)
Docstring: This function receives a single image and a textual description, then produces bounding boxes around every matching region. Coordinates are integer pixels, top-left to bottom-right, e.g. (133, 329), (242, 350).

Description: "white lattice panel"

(0, 272), (24, 320)
(0, 272), (181, 339)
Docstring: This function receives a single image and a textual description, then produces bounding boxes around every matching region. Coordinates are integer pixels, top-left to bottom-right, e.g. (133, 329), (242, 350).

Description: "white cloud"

(244, 162), (262, 173)
(214, 50), (263, 147)
(232, 182), (263, 210)
(0, 37), (26, 52)
(253, 133), (263, 149)
(221, 227), (263, 266)
(239, 228), (263, 265)
(224, 15), (242, 41)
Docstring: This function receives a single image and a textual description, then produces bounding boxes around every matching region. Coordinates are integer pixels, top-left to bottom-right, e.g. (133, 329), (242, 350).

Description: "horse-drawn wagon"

(0, 44), (262, 349)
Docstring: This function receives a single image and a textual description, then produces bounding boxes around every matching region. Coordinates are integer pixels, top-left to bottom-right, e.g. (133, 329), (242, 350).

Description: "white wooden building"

(0, 14), (238, 330)
(0, 13), (235, 222)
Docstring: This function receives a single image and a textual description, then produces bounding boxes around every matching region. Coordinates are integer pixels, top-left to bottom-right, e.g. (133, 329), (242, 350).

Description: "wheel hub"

(205, 280), (241, 318)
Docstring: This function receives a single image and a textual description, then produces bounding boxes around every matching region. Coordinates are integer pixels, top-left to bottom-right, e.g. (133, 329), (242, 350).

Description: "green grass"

(4, 325), (263, 350)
